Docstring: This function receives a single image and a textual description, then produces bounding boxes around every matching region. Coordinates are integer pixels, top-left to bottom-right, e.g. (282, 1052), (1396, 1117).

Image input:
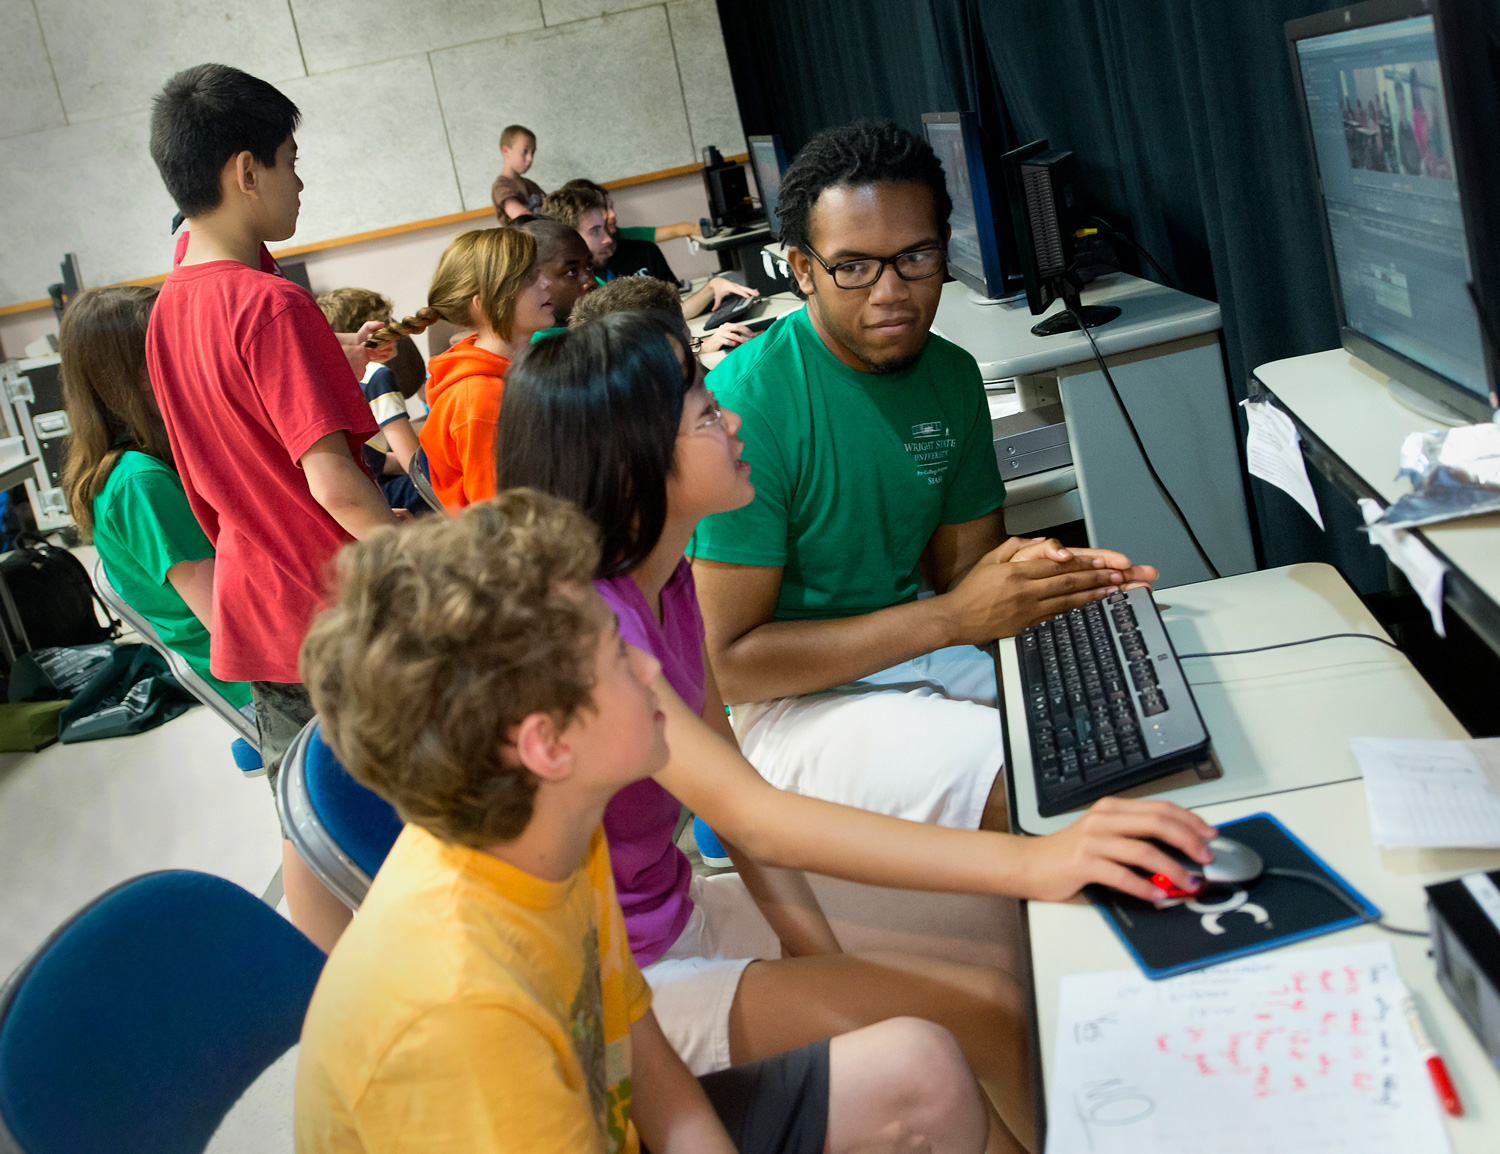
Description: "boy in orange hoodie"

(368, 228), (554, 508)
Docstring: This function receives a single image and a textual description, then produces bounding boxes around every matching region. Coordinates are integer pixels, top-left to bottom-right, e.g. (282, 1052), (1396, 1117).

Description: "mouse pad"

(1084, 813), (1380, 980)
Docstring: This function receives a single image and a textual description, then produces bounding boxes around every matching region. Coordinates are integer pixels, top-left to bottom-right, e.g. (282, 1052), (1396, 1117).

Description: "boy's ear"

(224, 150), (259, 199)
(509, 712), (572, 783)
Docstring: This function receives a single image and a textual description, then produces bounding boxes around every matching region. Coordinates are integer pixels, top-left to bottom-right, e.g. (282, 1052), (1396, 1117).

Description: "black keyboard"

(1019, 586), (1209, 817)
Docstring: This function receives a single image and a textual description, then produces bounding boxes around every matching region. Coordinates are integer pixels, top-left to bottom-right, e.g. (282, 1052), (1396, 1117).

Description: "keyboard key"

(1141, 692), (1169, 716)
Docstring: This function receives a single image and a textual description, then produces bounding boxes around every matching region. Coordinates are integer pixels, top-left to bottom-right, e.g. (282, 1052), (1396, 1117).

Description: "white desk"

(1002, 564), (1466, 836)
(1028, 779), (1500, 1153)
(935, 274), (1255, 588)
(1016, 562), (1496, 1151)
(931, 274), (1222, 383)
(1254, 349), (1500, 655)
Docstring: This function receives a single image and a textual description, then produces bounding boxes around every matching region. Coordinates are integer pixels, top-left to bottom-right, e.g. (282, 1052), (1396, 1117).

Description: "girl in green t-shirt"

(59, 286), (250, 710)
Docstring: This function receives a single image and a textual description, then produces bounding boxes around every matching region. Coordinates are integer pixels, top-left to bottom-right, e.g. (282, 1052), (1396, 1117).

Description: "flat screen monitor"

(921, 112), (1016, 301)
(1287, 0), (1497, 422)
(747, 135), (789, 238)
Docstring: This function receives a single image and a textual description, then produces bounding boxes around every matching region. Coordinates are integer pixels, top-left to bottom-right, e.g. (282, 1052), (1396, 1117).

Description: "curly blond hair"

(300, 490), (602, 846)
(567, 274), (681, 328)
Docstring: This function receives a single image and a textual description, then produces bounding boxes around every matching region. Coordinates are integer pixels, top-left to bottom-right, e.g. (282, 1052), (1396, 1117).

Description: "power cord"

(1176, 632), (1401, 660)
(1062, 300), (1222, 579)
(1086, 214), (1175, 288)
(1264, 866), (1429, 938)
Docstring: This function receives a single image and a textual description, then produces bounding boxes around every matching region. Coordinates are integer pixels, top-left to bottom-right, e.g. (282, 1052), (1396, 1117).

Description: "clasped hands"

(941, 535), (1159, 646)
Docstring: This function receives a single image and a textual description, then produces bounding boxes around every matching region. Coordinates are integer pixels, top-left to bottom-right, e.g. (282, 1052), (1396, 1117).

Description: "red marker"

(1399, 981), (1463, 1117)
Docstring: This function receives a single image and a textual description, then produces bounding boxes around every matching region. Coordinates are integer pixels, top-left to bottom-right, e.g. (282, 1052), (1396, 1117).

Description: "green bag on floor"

(57, 644), (196, 743)
(0, 700), (71, 751)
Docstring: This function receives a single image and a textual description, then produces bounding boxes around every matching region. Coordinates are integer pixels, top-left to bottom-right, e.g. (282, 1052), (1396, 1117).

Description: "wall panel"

(0, 0), (743, 311)
(0, 0), (67, 140)
(33, 0), (305, 123)
(434, 6), (694, 211)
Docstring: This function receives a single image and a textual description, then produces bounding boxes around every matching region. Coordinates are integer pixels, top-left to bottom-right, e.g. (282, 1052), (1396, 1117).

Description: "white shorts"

(642, 872), (781, 1075)
(730, 644), (1003, 830)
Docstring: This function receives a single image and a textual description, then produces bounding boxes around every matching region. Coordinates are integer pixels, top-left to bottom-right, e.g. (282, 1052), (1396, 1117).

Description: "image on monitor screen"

(1293, 14), (1488, 403)
(923, 119), (986, 289)
(748, 136), (787, 237)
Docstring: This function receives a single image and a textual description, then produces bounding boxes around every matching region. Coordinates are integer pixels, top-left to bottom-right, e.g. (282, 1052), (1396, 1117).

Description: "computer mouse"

(1149, 836), (1264, 897)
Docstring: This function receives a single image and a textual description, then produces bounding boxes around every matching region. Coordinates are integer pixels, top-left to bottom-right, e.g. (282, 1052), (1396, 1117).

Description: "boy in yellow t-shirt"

(294, 491), (990, 1154)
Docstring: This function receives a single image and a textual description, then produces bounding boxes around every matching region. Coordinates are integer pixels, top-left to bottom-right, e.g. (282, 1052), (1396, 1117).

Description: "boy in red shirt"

(145, 63), (399, 952)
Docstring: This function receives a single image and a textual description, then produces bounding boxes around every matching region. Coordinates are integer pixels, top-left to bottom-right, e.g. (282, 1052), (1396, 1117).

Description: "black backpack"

(0, 534), (119, 656)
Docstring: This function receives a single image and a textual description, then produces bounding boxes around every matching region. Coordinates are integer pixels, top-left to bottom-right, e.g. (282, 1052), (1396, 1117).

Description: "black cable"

(1063, 300), (1222, 580)
(1177, 632), (1401, 660)
(1085, 215), (1174, 287)
(1264, 867), (1429, 938)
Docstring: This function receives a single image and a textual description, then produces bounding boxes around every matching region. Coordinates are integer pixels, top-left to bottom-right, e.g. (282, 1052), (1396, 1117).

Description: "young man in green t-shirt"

(689, 120), (1156, 833)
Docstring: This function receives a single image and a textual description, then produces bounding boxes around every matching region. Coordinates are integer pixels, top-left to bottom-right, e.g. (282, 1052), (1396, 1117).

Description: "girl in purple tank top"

(497, 310), (1216, 1146)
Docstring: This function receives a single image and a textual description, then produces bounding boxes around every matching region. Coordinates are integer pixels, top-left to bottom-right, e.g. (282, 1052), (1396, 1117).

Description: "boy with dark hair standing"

(296, 490), (989, 1154)
(690, 119), (1156, 835)
(492, 124), (545, 220)
(145, 63), (399, 952)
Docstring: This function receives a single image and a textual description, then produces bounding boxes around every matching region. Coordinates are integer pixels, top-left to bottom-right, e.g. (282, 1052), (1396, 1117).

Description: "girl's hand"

(1018, 797), (1217, 903)
(699, 322), (758, 353)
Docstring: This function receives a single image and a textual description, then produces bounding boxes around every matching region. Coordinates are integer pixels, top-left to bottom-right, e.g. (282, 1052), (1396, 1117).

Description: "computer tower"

(1, 355), (74, 531)
(702, 146), (757, 230)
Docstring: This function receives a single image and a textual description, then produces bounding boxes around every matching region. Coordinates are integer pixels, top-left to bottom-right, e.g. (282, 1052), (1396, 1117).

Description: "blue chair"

(407, 445), (446, 515)
(0, 870), (324, 1154)
(278, 719), (403, 910)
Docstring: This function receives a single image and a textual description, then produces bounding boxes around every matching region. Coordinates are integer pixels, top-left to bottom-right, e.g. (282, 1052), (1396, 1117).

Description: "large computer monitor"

(921, 112), (1018, 302)
(747, 135), (788, 239)
(1287, 0), (1498, 423)
(1432, 0), (1500, 405)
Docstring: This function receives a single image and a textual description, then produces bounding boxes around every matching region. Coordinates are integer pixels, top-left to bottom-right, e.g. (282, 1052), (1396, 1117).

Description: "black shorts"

(693, 1039), (830, 1154)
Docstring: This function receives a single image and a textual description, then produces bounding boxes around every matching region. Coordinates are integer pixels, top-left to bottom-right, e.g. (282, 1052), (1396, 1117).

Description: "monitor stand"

(1386, 378), (1473, 427)
(1031, 278), (1121, 337)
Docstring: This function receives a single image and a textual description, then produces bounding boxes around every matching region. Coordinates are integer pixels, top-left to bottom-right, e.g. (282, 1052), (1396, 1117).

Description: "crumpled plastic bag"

(1369, 422), (1500, 529)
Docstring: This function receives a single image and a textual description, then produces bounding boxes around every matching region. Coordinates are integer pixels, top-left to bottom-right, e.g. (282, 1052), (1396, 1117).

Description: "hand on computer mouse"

(699, 322), (759, 354)
(1018, 797), (1218, 904)
(707, 277), (760, 311)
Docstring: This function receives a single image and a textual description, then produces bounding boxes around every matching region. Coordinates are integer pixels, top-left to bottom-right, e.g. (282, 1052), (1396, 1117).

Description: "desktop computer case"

(2, 355), (75, 532)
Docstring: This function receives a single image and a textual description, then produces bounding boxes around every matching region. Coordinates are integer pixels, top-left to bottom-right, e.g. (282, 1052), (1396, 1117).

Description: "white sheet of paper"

(1351, 736), (1500, 848)
(1357, 498), (1448, 636)
(1044, 942), (1450, 1154)
(1242, 399), (1324, 529)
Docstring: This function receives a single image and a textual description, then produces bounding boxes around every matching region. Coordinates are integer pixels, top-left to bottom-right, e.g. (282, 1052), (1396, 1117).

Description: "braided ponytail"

(363, 306), (446, 348)
(364, 228), (538, 349)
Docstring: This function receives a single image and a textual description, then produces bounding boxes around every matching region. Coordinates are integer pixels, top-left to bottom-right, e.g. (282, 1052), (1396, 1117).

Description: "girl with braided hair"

(372, 227), (555, 509)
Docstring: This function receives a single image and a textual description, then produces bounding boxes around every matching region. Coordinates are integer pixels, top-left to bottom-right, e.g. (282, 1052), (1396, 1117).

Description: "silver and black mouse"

(1149, 836), (1264, 897)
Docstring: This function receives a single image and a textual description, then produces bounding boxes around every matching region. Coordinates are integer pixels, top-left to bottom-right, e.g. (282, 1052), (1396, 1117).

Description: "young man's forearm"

(713, 595), (958, 703)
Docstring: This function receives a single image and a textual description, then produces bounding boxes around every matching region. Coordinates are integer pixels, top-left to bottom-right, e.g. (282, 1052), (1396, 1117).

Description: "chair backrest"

(91, 559), (259, 751)
(407, 445), (446, 515)
(0, 870), (324, 1154)
(278, 719), (403, 910)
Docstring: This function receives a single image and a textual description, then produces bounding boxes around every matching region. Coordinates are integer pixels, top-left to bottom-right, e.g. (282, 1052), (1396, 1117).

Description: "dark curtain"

(716, 0), (1389, 587)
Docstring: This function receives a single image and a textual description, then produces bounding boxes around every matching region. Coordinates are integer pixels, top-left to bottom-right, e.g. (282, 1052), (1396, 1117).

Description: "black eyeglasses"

(802, 243), (946, 290)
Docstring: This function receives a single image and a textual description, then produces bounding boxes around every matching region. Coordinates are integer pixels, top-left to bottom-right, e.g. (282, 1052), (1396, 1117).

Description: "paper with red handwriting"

(1044, 942), (1449, 1153)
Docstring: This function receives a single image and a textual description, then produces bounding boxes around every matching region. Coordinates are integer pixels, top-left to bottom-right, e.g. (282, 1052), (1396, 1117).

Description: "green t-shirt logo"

(907, 421), (959, 484)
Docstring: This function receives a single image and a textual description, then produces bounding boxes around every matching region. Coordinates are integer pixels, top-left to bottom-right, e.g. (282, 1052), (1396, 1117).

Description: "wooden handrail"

(0, 153), (746, 317)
